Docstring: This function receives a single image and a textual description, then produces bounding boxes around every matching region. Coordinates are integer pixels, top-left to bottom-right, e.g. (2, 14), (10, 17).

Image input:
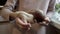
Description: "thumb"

(28, 23), (32, 27)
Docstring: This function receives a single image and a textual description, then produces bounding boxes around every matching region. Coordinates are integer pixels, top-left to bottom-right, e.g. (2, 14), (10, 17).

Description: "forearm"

(9, 11), (17, 19)
(0, 8), (17, 21)
(0, 8), (13, 20)
(0, 0), (17, 20)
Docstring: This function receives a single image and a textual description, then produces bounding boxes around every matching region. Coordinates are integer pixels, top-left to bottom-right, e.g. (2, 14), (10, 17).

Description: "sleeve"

(4, 0), (17, 10)
(47, 0), (56, 18)
(0, 0), (17, 21)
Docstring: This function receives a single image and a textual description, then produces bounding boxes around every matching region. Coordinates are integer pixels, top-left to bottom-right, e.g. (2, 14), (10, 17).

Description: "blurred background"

(56, 0), (60, 13)
(0, 0), (7, 6)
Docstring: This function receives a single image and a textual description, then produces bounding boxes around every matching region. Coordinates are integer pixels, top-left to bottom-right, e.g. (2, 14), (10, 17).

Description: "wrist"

(9, 12), (17, 19)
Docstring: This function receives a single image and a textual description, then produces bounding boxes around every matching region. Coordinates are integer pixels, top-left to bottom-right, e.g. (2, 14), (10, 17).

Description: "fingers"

(39, 21), (49, 26)
(15, 17), (31, 30)
(16, 17), (27, 25)
(16, 22), (31, 30)
(39, 17), (50, 26)
(42, 21), (49, 25)
(41, 17), (50, 26)
(44, 17), (50, 22)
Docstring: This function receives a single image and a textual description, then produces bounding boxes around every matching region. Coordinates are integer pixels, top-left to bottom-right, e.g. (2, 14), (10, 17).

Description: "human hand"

(39, 17), (50, 26)
(15, 17), (31, 30)
(15, 11), (34, 24)
(33, 9), (50, 25)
